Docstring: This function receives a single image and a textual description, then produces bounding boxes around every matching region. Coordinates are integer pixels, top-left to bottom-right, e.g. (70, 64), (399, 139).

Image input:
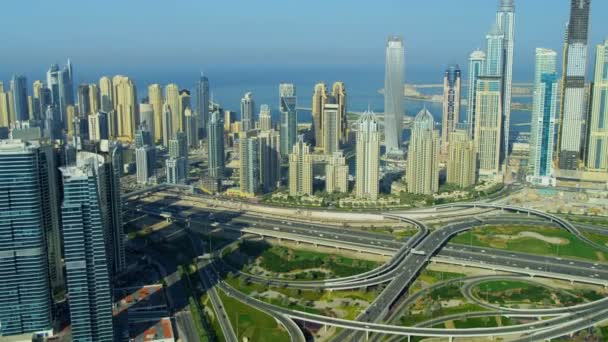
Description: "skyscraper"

(331, 82), (348, 144)
(322, 100), (340, 154)
(584, 39), (608, 172)
(140, 103), (155, 141)
(88, 111), (109, 142)
(88, 83), (100, 115)
(325, 151), (349, 194)
(165, 84), (181, 137)
(496, 0), (515, 167)
(101, 143), (125, 277)
(111, 75), (138, 141)
(406, 108), (440, 195)
(384, 36), (405, 156)
(259, 104), (272, 131)
(47, 61), (74, 130)
(135, 124), (156, 184)
(99, 76), (113, 113)
(11, 75), (29, 122)
(528, 48), (559, 185)
(239, 130), (260, 195)
(241, 92), (255, 132)
(312, 83), (328, 148)
(558, 0), (591, 170)
(474, 76), (503, 178)
(355, 111), (380, 200)
(441, 65), (462, 154)
(184, 107), (198, 148)
(178, 89), (191, 122)
(32, 80), (45, 120)
(197, 74), (210, 137)
(0, 139), (53, 338)
(148, 84), (163, 143)
(162, 102), (173, 147)
(447, 128), (477, 188)
(259, 129), (281, 192)
(60, 152), (114, 342)
(166, 131), (188, 185)
(279, 83), (297, 156)
(288, 136), (313, 196)
(77, 84), (91, 116)
(0, 86), (10, 127)
(207, 110), (225, 178)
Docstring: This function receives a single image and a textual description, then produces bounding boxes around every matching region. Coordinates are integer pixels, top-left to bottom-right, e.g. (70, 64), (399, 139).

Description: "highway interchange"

(125, 188), (608, 341)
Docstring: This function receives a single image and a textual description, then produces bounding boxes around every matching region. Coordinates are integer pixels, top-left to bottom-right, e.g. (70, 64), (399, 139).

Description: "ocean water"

(3, 64), (531, 134)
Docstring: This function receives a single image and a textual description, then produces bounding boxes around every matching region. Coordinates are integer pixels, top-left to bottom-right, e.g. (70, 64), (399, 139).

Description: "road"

(126, 196), (608, 340)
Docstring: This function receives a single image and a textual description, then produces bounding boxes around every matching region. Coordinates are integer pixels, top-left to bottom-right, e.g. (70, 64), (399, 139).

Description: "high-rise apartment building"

(312, 83), (328, 148)
(47, 60), (74, 130)
(496, 0), (515, 167)
(184, 107), (198, 148)
(165, 84), (181, 137)
(11, 75), (29, 122)
(162, 102), (173, 147)
(60, 152), (114, 342)
(384, 36), (405, 156)
(331, 82), (348, 145)
(148, 84), (163, 143)
(279, 84), (297, 156)
(197, 74), (210, 137)
(584, 39), (608, 172)
(441, 65), (462, 154)
(0, 139), (54, 338)
(447, 128), (477, 188)
(112, 75), (138, 141)
(139, 103), (155, 142)
(558, 0), (591, 170)
(135, 124), (156, 185)
(77, 84), (91, 116)
(166, 131), (188, 185)
(99, 76), (113, 113)
(474, 76), (503, 178)
(528, 48), (559, 185)
(406, 108), (440, 195)
(241, 92), (255, 132)
(288, 136), (313, 196)
(207, 110), (225, 178)
(322, 100), (340, 154)
(259, 104), (272, 131)
(259, 129), (281, 192)
(355, 111), (380, 200)
(88, 111), (109, 142)
(88, 83), (99, 115)
(239, 130), (261, 195)
(325, 151), (349, 194)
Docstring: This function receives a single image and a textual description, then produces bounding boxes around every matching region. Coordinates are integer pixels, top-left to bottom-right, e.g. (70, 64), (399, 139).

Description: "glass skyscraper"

(528, 48), (558, 185)
(11, 75), (29, 122)
(384, 36), (405, 156)
(279, 83), (297, 156)
(558, 0), (591, 170)
(467, 50), (486, 139)
(240, 92), (255, 132)
(0, 139), (53, 338)
(496, 0), (515, 167)
(197, 73), (210, 137)
(441, 65), (462, 154)
(207, 110), (225, 178)
(61, 152), (114, 342)
(584, 39), (608, 172)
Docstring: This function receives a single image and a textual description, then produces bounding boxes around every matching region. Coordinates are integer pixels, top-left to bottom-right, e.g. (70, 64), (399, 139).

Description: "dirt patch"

(596, 251), (606, 262)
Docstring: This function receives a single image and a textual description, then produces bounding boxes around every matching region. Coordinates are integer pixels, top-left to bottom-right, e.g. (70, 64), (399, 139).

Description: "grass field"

(218, 290), (290, 342)
(450, 225), (607, 261)
(226, 240), (381, 278)
(472, 280), (585, 307)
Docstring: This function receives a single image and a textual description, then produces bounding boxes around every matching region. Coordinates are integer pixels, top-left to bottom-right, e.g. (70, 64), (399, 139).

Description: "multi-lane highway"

(125, 192), (608, 341)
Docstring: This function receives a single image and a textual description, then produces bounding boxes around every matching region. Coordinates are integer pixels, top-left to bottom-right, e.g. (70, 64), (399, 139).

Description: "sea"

(4, 64), (533, 136)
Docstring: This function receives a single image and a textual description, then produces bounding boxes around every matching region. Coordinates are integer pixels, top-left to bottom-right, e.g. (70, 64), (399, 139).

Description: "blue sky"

(1, 0), (607, 79)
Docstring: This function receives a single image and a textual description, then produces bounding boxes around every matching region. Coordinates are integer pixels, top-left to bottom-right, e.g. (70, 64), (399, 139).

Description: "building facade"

(355, 111), (380, 200)
(441, 65), (462, 155)
(288, 136), (313, 196)
(207, 110), (225, 178)
(279, 84), (297, 156)
(384, 36), (405, 156)
(406, 108), (440, 195)
(447, 129), (477, 188)
(584, 39), (608, 172)
(528, 48), (559, 185)
(241, 92), (255, 132)
(325, 151), (349, 193)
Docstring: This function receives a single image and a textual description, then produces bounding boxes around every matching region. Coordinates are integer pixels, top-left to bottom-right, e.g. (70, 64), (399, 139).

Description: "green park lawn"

(472, 280), (586, 307)
(218, 290), (290, 342)
(450, 225), (607, 261)
(226, 240), (381, 278)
